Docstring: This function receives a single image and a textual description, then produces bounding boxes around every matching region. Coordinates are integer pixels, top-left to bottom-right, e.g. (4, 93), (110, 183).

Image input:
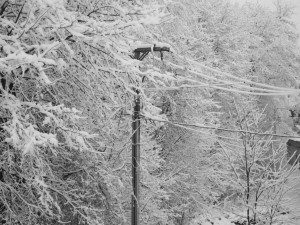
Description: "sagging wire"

(142, 114), (300, 139)
(142, 79), (298, 96)
(177, 77), (297, 96)
(184, 69), (296, 94)
(145, 54), (299, 95)
(176, 54), (300, 93)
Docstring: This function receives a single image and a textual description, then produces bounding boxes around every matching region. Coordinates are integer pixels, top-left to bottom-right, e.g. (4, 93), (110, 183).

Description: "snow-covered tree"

(1, 0), (300, 224)
(149, 0), (300, 224)
(209, 101), (299, 224)
(0, 0), (173, 224)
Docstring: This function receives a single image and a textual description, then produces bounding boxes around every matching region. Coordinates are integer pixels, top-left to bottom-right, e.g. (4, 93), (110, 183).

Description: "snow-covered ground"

(190, 169), (300, 225)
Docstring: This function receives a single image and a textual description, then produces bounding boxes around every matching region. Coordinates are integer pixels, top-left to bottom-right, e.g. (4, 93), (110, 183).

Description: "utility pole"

(131, 44), (170, 225)
(131, 90), (140, 225)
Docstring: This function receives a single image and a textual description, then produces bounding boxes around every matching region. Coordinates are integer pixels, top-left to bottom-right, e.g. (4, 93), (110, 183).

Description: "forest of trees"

(0, 0), (300, 224)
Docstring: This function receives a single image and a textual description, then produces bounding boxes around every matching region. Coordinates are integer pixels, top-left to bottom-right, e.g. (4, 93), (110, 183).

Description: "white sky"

(230, 0), (300, 45)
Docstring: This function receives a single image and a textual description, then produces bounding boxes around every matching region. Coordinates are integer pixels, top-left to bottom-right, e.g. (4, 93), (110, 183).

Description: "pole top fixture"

(132, 43), (171, 61)
(133, 44), (170, 53)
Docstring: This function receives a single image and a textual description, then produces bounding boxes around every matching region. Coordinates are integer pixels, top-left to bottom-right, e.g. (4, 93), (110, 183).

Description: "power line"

(142, 115), (300, 139)
(174, 53), (299, 92)
(145, 54), (299, 95)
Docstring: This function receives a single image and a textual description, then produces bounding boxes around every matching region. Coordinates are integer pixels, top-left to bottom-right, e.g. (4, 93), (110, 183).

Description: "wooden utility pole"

(131, 44), (170, 225)
(131, 91), (140, 225)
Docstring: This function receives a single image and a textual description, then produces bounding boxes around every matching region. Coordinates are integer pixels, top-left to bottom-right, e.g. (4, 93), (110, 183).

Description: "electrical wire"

(142, 114), (300, 139)
(150, 54), (300, 95)
(175, 53), (299, 92)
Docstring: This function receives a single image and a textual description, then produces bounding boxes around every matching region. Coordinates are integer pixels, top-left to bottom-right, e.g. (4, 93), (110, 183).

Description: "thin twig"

(8, 0), (27, 35)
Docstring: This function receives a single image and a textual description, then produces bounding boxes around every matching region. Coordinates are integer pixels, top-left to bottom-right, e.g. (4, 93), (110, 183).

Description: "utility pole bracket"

(132, 44), (171, 61)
